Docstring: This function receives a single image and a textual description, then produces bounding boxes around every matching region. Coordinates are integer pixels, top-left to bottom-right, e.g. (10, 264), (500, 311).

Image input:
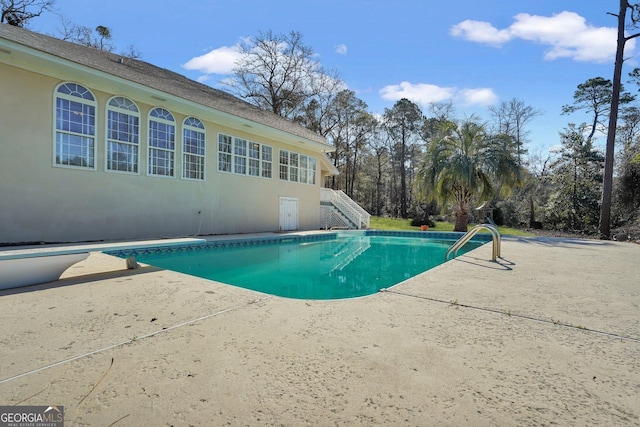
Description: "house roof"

(0, 23), (333, 151)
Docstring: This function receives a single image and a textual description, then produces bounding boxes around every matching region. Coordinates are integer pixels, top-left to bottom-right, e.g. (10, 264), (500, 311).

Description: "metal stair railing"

(445, 224), (501, 262)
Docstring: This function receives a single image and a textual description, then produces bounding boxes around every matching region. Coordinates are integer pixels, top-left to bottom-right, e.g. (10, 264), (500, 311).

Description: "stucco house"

(0, 24), (368, 245)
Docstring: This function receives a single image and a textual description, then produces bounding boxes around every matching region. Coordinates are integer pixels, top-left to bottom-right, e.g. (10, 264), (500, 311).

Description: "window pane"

(55, 133), (95, 168)
(249, 158), (260, 176)
(150, 108), (174, 121)
(218, 133), (232, 172)
(148, 109), (175, 176)
(234, 156), (246, 174)
(289, 152), (298, 182)
(108, 111), (139, 143)
(234, 138), (247, 156)
(261, 145), (273, 179)
(57, 82), (95, 101)
(262, 146), (272, 162)
(249, 142), (260, 159)
(109, 96), (138, 112)
(54, 83), (95, 169)
(107, 98), (139, 173)
(183, 153), (205, 180)
(148, 147), (174, 176)
(279, 163), (288, 180)
(219, 153), (231, 172)
(280, 150), (289, 165)
(182, 119), (205, 180)
(279, 150), (289, 180)
(262, 161), (272, 178)
(56, 98), (95, 135)
(309, 157), (317, 184)
(184, 116), (204, 129)
(299, 155), (308, 184)
(107, 141), (138, 172)
(233, 138), (247, 174)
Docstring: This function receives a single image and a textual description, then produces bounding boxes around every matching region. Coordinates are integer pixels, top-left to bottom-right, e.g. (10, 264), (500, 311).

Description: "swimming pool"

(106, 231), (488, 300)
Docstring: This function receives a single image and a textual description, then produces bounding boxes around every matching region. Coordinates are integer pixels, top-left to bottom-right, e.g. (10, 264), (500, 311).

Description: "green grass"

(369, 216), (534, 236)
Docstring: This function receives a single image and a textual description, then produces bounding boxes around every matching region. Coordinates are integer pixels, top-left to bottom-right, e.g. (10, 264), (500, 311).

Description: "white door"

(279, 197), (299, 231)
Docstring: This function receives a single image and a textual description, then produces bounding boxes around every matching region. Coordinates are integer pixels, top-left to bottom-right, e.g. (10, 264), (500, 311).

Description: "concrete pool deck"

(0, 233), (638, 426)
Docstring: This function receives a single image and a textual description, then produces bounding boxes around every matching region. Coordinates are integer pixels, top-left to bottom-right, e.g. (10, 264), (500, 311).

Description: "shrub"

(410, 218), (436, 228)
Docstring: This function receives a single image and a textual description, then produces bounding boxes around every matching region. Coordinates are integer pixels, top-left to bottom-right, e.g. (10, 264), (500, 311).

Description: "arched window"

(148, 107), (175, 177)
(54, 83), (96, 169)
(106, 97), (139, 173)
(182, 117), (205, 180)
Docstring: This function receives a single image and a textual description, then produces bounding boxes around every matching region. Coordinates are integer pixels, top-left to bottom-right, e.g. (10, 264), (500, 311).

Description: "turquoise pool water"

(107, 232), (485, 300)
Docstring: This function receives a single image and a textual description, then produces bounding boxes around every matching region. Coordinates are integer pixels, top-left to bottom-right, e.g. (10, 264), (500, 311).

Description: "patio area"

(0, 234), (638, 426)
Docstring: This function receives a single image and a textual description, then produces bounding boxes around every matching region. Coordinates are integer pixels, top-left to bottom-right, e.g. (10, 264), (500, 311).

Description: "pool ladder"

(445, 224), (501, 262)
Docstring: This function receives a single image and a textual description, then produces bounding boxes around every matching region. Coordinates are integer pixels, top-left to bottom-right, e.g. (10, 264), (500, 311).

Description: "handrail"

(445, 224), (501, 262)
(335, 190), (370, 225)
(333, 190), (370, 229)
(320, 188), (371, 229)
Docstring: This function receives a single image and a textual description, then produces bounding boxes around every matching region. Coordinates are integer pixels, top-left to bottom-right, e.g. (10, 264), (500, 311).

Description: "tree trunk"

(573, 158), (578, 230)
(454, 205), (469, 232)
(454, 189), (472, 232)
(600, 0), (628, 239)
(529, 196), (536, 225)
(376, 153), (383, 216)
(400, 133), (407, 218)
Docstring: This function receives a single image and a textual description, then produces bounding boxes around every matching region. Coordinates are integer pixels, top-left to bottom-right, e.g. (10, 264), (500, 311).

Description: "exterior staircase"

(320, 188), (371, 230)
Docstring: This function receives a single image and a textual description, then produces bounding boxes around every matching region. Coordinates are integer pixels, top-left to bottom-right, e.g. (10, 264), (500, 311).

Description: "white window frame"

(248, 141), (260, 177)
(105, 96), (140, 174)
(182, 117), (206, 181)
(218, 133), (233, 173)
(261, 145), (273, 178)
(279, 149), (289, 180)
(308, 157), (317, 185)
(148, 107), (176, 177)
(218, 133), (272, 178)
(53, 82), (97, 170)
(279, 149), (317, 185)
(234, 137), (247, 175)
(299, 154), (308, 184)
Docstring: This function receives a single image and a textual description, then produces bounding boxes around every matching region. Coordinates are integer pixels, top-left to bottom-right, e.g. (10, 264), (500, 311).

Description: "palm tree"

(418, 119), (520, 232)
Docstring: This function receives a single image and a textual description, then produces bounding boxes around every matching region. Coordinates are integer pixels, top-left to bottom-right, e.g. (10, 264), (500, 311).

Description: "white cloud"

(334, 43), (348, 55)
(509, 12), (619, 62)
(450, 19), (512, 47)
(379, 81), (497, 107)
(380, 82), (456, 104)
(450, 11), (631, 63)
(182, 44), (242, 75)
(458, 88), (498, 106)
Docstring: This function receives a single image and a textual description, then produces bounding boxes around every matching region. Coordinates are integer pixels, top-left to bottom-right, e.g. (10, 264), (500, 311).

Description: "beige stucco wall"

(0, 63), (324, 244)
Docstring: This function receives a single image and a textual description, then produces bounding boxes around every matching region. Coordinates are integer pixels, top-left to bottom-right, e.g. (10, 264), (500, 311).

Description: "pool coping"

(0, 230), (491, 290)
(103, 230), (492, 259)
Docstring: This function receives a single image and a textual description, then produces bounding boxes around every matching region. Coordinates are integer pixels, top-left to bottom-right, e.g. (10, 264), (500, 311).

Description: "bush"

(410, 218), (436, 228)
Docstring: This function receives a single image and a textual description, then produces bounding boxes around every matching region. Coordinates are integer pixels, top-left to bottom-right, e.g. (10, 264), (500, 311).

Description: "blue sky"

(31, 0), (636, 155)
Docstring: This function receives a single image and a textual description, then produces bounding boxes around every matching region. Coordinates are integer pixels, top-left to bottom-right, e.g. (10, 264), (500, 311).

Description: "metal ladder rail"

(445, 224), (501, 261)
